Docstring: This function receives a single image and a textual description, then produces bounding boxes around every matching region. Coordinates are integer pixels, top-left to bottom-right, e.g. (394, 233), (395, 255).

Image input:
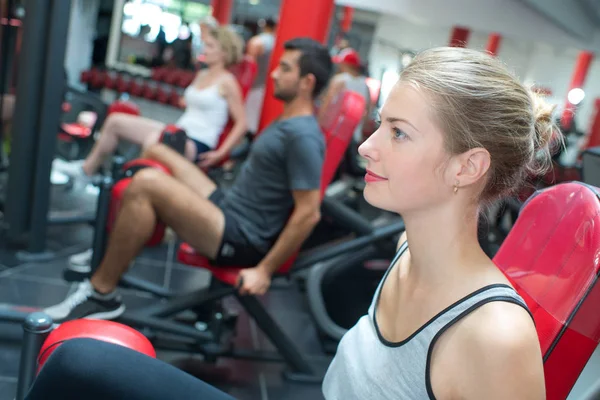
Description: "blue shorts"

(189, 138), (211, 160)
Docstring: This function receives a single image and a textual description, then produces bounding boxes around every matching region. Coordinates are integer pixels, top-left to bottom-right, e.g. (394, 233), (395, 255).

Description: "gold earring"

(453, 180), (459, 194)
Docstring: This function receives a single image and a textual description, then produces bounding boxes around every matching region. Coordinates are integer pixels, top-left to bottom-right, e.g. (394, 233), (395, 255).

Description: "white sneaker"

(44, 280), (125, 323)
(52, 159), (97, 188)
(52, 158), (86, 177)
(68, 248), (93, 273)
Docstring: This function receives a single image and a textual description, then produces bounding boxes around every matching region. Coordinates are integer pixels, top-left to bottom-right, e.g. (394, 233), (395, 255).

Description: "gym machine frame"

(2, 0), (72, 259)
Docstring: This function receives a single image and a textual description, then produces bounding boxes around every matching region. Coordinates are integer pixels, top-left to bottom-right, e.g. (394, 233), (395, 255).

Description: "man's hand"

(237, 266), (272, 296)
(197, 150), (225, 168)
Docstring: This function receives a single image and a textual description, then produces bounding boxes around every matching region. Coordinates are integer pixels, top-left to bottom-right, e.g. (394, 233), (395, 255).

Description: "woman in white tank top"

(323, 47), (557, 399)
(69, 26), (247, 179)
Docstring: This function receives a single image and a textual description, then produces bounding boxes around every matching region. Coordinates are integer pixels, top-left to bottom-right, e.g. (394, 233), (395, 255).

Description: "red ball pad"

(38, 319), (156, 372)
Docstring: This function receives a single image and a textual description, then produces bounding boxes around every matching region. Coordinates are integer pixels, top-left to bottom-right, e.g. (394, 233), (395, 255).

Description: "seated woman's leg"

(25, 338), (235, 400)
(2, 94), (15, 123)
(82, 114), (165, 176)
(184, 138), (212, 163)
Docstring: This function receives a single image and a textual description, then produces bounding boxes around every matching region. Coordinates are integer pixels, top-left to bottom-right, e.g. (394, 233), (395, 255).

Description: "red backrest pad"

(37, 319), (156, 372)
(493, 182), (600, 400)
(319, 91), (366, 197)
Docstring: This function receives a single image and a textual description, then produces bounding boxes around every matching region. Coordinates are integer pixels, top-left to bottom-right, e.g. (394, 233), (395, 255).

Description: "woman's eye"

(393, 127), (408, 140)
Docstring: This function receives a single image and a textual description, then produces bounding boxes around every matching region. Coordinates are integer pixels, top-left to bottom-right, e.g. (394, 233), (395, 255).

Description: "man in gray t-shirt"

(44, 38), (334, 323)
(219, 115), (324, 256)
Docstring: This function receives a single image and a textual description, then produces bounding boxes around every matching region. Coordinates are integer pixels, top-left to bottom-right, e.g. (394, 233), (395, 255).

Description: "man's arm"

(237, 190), (321, 296)
(259, 189), (321, 274)
(237, 132), (324, 296)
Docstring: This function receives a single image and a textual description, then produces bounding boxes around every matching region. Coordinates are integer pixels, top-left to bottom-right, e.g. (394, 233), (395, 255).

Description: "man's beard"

(273, 84), (299, 102)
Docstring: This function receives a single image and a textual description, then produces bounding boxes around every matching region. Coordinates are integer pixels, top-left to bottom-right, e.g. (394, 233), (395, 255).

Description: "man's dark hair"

(264, 17), (277, 29)
(284, 37), (333, 98)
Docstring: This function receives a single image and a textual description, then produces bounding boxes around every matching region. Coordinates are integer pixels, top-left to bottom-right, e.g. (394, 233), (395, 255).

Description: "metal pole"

(25, 0), (71, 256)
(4, 0), (50, 243)
(90, 176), (113, 272)
(15, 312), (53, 400)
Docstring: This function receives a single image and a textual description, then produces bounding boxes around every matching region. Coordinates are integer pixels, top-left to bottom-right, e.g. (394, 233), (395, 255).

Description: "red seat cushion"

(177, 242), (243, 286)
(494, 182), (600, 400)
(60, 122), (92, 139)
(38, 319), (156, 372)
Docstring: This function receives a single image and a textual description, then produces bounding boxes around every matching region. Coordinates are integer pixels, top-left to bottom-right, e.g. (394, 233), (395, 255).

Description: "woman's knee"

(39, 339), (105, 381)
(142, 142), (166, 161)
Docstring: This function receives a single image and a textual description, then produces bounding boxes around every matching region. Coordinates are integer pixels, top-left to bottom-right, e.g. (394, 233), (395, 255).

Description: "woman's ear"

(455, 147), (491, 187)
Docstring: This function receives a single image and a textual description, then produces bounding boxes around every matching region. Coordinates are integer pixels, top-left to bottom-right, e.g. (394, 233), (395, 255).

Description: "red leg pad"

(38, 319), (156, 371)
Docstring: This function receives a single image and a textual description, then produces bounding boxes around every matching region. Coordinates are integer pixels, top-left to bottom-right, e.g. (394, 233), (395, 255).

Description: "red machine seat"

(60, 122), (92, 139)
(37, 319), (156, 371)
(494, 182), (600, 400)
(176, 91), (367, 284)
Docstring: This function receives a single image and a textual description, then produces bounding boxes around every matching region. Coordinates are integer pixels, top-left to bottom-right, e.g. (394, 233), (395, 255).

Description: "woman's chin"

(363, 190), (396, 213)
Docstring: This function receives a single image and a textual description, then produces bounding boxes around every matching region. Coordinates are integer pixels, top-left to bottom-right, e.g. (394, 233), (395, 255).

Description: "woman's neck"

(401, 202), (488, 288)
(206, 63), (226, 76)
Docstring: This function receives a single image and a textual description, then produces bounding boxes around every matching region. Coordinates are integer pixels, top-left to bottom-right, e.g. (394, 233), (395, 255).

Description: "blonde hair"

(400, 47), (561, 203)
(209, 26), (243, 67)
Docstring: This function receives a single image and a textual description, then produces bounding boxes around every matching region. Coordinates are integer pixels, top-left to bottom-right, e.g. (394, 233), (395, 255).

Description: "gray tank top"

(322, 242), (530, 400)
(337, 72), (370, 141)
(252, 32), (275, 89)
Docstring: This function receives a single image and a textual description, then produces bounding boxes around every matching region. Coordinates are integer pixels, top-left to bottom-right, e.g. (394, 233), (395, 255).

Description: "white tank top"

(322, 242), (530, 400)
(175, 78), (229, 148)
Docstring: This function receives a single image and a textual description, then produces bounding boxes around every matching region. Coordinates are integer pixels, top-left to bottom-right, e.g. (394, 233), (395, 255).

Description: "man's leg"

(45, 168), (226, 322)
(142, 143), (217, 198)
(67, 143), (216, 276)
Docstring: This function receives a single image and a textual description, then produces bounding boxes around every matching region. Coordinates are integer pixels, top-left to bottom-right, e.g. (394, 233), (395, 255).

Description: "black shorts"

(208, 189), (266, 267)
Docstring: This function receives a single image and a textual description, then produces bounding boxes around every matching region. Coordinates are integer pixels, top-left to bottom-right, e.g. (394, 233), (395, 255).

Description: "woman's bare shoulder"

(441, 300), (545, 399)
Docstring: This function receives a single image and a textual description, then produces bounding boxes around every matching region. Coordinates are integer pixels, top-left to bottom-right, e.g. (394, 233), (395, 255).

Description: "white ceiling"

(336, 0), (600, 51)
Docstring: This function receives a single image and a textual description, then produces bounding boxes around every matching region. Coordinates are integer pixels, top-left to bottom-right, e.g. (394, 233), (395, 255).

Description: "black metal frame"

(3, 0), (72, 256)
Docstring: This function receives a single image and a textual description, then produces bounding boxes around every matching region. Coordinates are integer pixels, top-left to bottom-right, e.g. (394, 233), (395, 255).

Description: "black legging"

(25, 338), (236, 400)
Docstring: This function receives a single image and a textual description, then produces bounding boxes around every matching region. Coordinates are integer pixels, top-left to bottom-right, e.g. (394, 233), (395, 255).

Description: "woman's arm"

(198, 76), (247, 168)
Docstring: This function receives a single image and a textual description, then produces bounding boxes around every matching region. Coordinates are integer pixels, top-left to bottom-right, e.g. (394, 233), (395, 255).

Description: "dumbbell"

(156, 84), (172, 104)
(104, 70), (118, 90)
(130, 76), (146, 97)
(177, 71), (195, 88)
(115, 73), (132, 94)
(142, 80), (158, 101)
(169, 88), (183, 109)
(164, 69), (183, 86)
(151, 67), (168, 82)
(159, 124), (187, 155)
